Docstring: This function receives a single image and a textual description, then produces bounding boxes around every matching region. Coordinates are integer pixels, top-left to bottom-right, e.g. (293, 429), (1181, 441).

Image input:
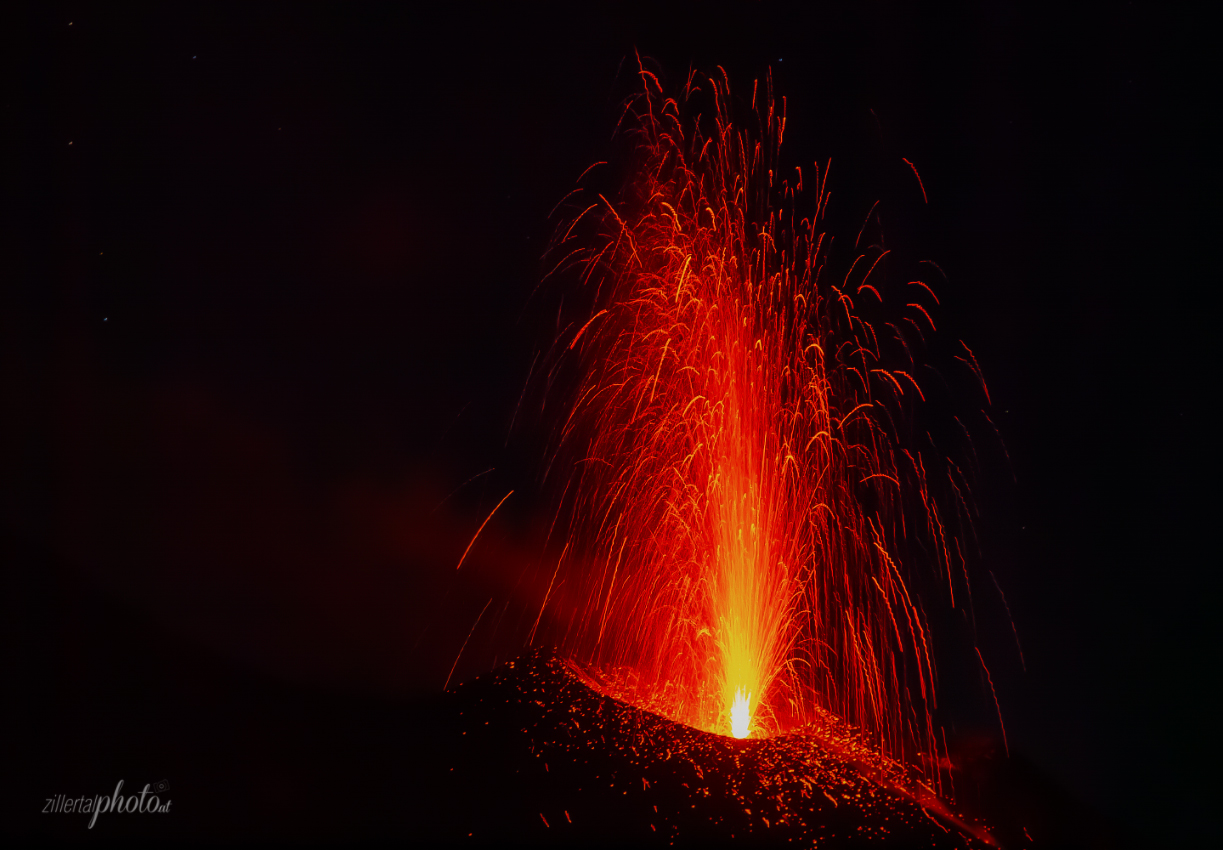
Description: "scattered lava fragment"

(445, 649), (996, 847)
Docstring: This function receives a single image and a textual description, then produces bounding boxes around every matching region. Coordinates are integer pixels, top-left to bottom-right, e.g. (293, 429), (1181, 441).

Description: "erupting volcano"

(540, 64), (971, 769)
(442, 62), (1011, 846)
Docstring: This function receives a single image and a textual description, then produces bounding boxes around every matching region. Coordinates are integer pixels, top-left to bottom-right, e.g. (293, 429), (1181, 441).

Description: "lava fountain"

(540, 66), (967, 787)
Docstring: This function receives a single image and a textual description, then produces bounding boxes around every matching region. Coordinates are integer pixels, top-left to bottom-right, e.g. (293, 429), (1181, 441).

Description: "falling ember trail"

(541, 65), (990, 788)
(976, 647), (1009, 757)
(903, 157), (929, 204)
(444, 597), (493, 691)
(455, 490), (513, 571)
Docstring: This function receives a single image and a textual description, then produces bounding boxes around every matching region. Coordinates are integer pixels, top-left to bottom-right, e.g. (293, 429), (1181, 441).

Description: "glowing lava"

(730, 688), (752, 739)
(541, 64), (969, 787)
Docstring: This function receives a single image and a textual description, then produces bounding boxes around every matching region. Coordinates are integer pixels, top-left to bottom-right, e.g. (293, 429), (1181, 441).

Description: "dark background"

(3, 2), (1214, 846)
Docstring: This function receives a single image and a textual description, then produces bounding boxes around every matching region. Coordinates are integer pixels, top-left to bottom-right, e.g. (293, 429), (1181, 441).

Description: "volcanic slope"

(436, 648), (995, 847)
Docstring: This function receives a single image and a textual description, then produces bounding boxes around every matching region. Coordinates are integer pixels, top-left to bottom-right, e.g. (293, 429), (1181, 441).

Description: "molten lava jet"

(545, 66), (953, 753)
(495, 63), (1007, 846)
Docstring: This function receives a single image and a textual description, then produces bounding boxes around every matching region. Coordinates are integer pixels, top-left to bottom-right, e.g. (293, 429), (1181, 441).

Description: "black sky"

(4, 2), (1214, 846)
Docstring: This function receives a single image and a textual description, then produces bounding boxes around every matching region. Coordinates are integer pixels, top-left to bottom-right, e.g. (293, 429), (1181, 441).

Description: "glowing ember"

(540, 63), (979, 789)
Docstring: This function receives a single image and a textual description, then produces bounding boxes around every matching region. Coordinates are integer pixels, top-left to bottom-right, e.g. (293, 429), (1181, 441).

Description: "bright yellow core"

(730, 688), (752, 738)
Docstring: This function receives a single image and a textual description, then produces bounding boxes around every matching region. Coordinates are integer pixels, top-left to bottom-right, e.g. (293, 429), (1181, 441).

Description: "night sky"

(4, 3), (1213, 846)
